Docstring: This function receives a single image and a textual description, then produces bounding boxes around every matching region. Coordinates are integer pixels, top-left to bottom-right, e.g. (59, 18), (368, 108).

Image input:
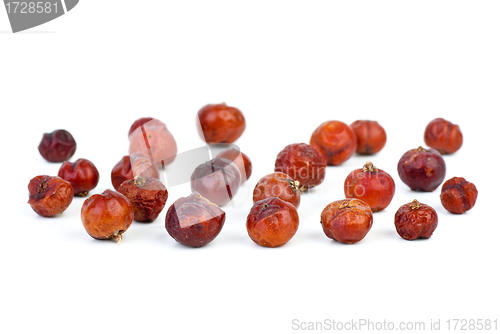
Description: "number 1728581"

(5, 2), (58, 14)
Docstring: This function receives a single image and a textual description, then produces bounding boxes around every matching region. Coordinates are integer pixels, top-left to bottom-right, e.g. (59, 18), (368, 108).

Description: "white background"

(1, 1), (499, 333)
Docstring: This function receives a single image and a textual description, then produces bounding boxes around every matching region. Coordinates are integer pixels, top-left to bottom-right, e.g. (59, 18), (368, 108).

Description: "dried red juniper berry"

(424, 118), (463, 154)
(397, 146), (446, 192)
(253, 172), (301, 208)
(118, 176), (168, 222)
(274, 143), (326, 190)
(310, 120), (357, 166)
(38, 129), (77, 162)
(394, 199), (438, 240)
(58, 158), (100, 197)
(440, 177), (478, 214)
(190, 157), (241, 206)
(197, 103), (246, 144)
(344, 161), (395, 212)
(320, 199), (373, 244)
(216, 148), (253, 183)
(246, 197), (299, 248)
(28, 175), (73, 217)
(165, 192), (226, 248)
(81, 189), (134, 244)
(350, 120), (387, 155)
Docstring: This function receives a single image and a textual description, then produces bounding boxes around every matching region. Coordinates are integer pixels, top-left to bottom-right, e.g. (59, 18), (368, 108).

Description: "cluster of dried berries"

(29, 109), (477, 247)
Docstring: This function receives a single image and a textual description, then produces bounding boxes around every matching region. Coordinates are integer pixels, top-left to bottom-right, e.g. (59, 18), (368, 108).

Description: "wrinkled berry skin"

(38, 129), (77, 162)
(351, 120), (387, 155)
(128, 117), (154, 137)
(344, 162), (395, 212)
(111, 155), (159, 191)
(28, 175), (73, 217)
(395, 200), (438, 240)
(197, 103), (246, 144)
(81, 189), (134, 243)
(320, 199), (373, 244)
(246, 197), (299, 248)
(274, 143), (326, 189)
(440, 177), (478, 214)
(129, 118), (177, 166)
(216, 148), (253, 183)
(118, 176), (169, 222)
(397, 146), (446, 192)
(310, 120), (357, 166)
(253, 172), (301, 208)
(191, 157), (241, 206)
(58, 158), (100, 197)
(165, 192), (226, 247)
(424, 118), (463, 154)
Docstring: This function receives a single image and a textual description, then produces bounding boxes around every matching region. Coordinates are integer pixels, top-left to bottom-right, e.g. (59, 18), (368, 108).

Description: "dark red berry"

(38, 129), (76, 162)
(397, 146), (446, 192)
(165, 192), (226, 247)
(58, 158), (100, 197)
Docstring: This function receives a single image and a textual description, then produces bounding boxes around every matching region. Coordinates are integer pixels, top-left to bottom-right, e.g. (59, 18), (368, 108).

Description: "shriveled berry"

(253, 172), (301, 208)
(165, 192), (225, 247)
(191, 157), (241, 206)
(440, 177), (478, 214)
(246, 197), (299, 248)
(81, 189), (134, 244)
(310, 120), (357, 166)
(344, 161), (395, 212)
(424, 118), (463, 154)
(397, 146), (446, 192)
(129, 118), (177, 166)
(118, 176), (168, 222)
(350, 120), (387, 155)
(38, 129), (76, 162)
(28, 175), (73, 217)
(216, 148), (253, 183)
(274, 143), (326, 189)
(58, 158), (100, 197)
(320, 199), (373, 244)
(394, 199), (438, 240)
(197, 103), (246, 144)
